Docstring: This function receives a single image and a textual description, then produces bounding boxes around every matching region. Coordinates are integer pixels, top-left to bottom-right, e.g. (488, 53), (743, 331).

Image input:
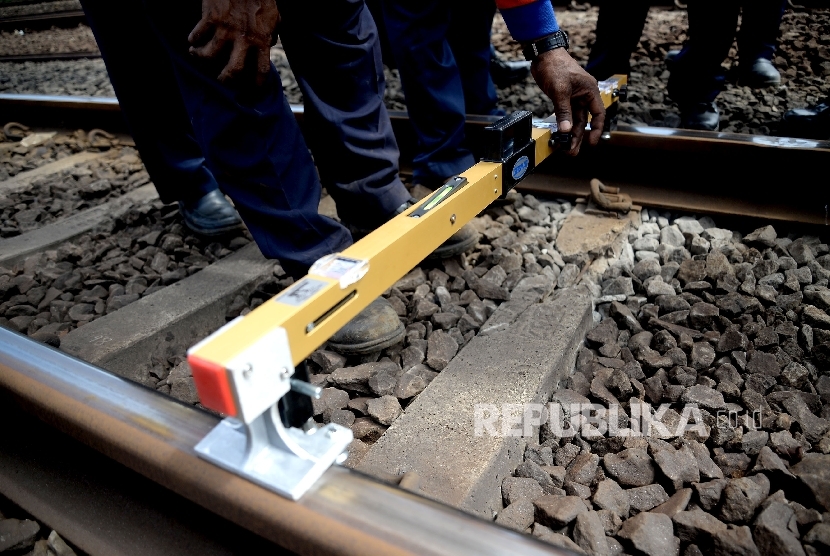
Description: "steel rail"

(0, 8), (84, 27)
(0, 327), (567, 556)
(1, 93), (829, 226)
(0, 50), (100, 62)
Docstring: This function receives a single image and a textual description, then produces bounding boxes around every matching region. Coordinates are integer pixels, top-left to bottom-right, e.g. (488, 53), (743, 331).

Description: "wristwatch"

(522, 30), (569, 62)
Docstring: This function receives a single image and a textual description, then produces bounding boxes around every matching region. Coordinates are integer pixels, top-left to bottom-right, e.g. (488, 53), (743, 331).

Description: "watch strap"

(522, 30), (569, 62)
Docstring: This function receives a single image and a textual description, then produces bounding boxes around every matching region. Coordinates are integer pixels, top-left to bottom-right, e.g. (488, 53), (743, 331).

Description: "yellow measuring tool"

(185, 75), (627, 500)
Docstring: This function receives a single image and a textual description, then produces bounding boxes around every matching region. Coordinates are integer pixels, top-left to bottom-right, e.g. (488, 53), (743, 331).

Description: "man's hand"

(531, 48), (605, 156)
(188, 0), (279, 85)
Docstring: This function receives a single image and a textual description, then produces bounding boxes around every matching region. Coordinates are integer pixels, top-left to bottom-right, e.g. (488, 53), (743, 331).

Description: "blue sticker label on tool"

(512, 156), (529, 181)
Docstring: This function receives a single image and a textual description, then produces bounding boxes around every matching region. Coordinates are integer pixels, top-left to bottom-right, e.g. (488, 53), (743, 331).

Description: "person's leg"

(448, 0), (499, 116)
(735, 0), (785, 86)
(737, 0), (786, 62)
(79, 0), (215, 205)
(668, 0), (740, 128)
(586, 0), (651, 80)
(381, 0), (474, 186)
(277, 0), (411, 229)
(140, 0), (351, 277)
(80, 0), (243, 236)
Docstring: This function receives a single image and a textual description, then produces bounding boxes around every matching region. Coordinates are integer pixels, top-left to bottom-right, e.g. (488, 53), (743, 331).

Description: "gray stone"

(604, 276), (635, 297)
(502, 476), (545, 506)
(682, 384), (726, 411)
(592, 479), (630, 519)
(652, 488), (693, 518)
(311, 387), (350, 416)
(654, 444), (701, 490)
(689, 302), (719, 329)
(395, 365), (436, 399)
(597, 508), (623, 536)
(707, 251), (735, 281)
(574, 510), (611, 556)
(627, 484), (670, 514)
(0, 519), (39, 551)
(804, 522), (830, 551)
(712, 525), (761, 556)
(803, 305), (830, 329)
(366, 395), (402, 425)
(634, 259), (663, 282)
(782, 395), (830, 443)
(751, 446), (795, 478)
(743, 226), (777, 248)
(425, 329), (458, 371)
(714, 451), (752, 478)
(618, 512), (678, 556)
(495, 500), (535, 532)
(684, 440), (724, 480)
(695, 479), (727, 511)
(647, 277), (677, 297)
(533, 524), (586, 553)
(790, 453), (830, 511)
(604, 448), (656, 487)
(673, 509), (728, 544)
(662, 226), (686, 247)
(516, 460), (558, 494)
(741, 431), (769, 456)
(675, 217), (705, 236)
(567, 453), (600, 486)
(719, 475), (770, 524)
(534, 495), (589, 527)
(753, 502), (806, 556)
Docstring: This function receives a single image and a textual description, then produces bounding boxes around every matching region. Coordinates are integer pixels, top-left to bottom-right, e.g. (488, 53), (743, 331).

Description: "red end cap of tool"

(188, 354), (237, 417)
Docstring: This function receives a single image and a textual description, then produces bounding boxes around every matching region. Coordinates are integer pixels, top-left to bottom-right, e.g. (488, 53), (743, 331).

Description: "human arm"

(496, 0), (605, 155)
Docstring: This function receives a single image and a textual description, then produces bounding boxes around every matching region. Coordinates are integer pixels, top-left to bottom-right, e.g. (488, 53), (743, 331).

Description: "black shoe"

(327, 297), (405, 355)
(178, 189), (244, 236)
(739, 57), (781, 88)
(781, 97), (830, 139)
(490, 44), (531, 88)
(680, 102), (720, 131)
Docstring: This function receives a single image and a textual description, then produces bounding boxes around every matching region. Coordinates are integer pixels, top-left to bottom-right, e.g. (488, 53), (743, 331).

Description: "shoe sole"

(326, 322), (406, 355)
(427, 231), (480, 260)
(182, 218), (245, 237)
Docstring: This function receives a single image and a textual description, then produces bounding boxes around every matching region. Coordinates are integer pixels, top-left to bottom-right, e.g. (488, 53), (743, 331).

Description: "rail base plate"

(195, 417), (352, 500)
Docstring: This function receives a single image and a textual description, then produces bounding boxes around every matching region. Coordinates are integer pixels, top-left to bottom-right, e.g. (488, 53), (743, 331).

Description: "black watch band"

(522, 30), (569, 62)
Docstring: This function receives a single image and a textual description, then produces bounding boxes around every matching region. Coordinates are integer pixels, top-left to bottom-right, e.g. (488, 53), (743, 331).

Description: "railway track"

(1, 95), (830, 555)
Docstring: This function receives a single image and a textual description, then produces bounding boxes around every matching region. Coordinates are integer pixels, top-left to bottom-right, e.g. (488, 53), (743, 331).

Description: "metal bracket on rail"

(187, 323), (352, 500)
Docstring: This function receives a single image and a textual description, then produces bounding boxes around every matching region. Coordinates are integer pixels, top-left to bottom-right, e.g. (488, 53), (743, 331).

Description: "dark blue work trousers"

(80, 0), (217, 205)
(668, 0), (787, 106)
(82, 0), (410, 276)
(586, 0), (651, 81)
(382, 0), (499, 186)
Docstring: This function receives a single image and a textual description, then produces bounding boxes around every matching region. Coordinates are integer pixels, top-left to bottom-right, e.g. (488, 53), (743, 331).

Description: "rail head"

(0, 327), (572, 556)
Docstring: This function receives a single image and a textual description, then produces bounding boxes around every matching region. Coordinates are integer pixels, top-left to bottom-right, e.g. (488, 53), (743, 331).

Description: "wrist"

(521, 30), (569, 63)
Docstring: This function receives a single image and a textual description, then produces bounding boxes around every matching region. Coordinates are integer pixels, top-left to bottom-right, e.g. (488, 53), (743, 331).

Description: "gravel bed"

(0, 194), (252, 345)
(0, 129), (97, 181)
(0, 494), (82, 555)
(495, 207), (830, 555)
(0, 23), (97, 56)
(0, 0), (79, 19)
(1, 143), (150, 238)
(1, 8), (828, 136)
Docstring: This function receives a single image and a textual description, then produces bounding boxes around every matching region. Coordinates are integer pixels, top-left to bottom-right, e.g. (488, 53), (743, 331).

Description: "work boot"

(780, 97), (830, 139)
(327, 297), (405, 355)
(739, 57), (781, 88)
(490, 44), (531, 88)
(178, 189), (244, 236)
(347, 198), (480, 259)
(680, 102), (720, 132)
